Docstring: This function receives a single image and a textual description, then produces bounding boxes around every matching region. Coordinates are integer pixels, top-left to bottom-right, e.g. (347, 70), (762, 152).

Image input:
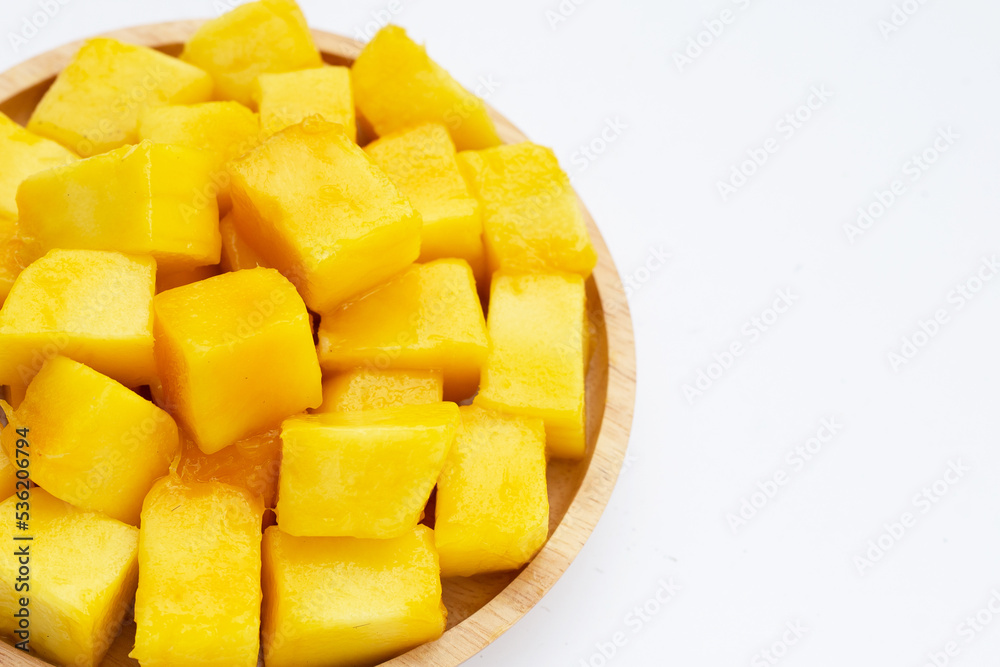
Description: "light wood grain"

(0, 23), (636, 667)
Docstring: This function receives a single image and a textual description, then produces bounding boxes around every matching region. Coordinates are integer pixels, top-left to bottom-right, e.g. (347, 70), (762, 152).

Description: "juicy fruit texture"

(254, 66), (356, 140)
(353, 26), (501, 151)
(17, 141), (221, 271)
(0, 356), (178, 525)
(476, 272), (588, 459)
(153, 267), (321, 454)
(436, 406), (549, 577)
(0, 249), (156, 388)
(317, 368), (444, 412)
(0, 445), (13, 501)
(317, 259), (488, 401)
(180, 0), (323, 106)
(219, 212), (265, 271)
(131, 477), (263, 667)
(365, 123), (486, 283)
(0, 111), (77, 221)
(0, 223), (24, 306)
(228, 119), (421, 312)
(458, 142), (597, 277)
(175, 429), (282, 508)
(277, 402), (460, 538)
(0, 489), (138, 667)
(28, 38), (212, 157)
(262, 525), (446, 667)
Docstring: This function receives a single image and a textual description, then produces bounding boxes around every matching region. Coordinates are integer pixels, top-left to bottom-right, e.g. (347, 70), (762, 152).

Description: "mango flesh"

(365, 123), (486, 284)
(155, 264), (220, 294)
(435, 406), (549, 577)
(277, 402), (460, 538)
(28, 38), (213, 157)
(0, 488), (138, 667)
(175, 429), (282, 508)
(218, 212), (265, 272)
(458, 142), (597, 277)
(0, 356), (178, 525)
(131, 477), (263, 667)
(317, 368), (444, 413)
(0, 444), (14, 501)
(475, 272), (588, 459)
(317, 259), (488, 401)
(0, 249), (156, 388)
(228, 119), (421, 312)
(254, 66), (356, 141)
(180, 0), (322, 106)
(0, 224), (25, 306)
(353, 25), (501, 151)
(262, 525), (446, 667)
(153, 267), (321, 454)
(0, 111), (77, 221)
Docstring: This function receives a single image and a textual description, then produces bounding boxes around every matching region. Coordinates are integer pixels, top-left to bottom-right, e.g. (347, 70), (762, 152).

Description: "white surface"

(3, 1), (1000, 665)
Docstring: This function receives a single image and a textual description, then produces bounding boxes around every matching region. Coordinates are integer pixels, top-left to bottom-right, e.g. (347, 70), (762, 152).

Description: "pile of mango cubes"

(0, 1), (597, 665)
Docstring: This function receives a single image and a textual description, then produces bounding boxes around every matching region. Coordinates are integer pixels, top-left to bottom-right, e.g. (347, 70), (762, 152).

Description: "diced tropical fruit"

(131, 477), (263, 667)
(262, 525), (446, 667)
(457, 142), (597, 277)
(228, 119), (421, 312)
(180, 0), (323, 106)
(0, 111), (77, 221)
(175, 429), (282, 508)
(475, 272), (588, 459)
(0, 445), (14, 501)
(277, 402), (460, 538)
(155, 264), (220, 293)
(219, 212), (265, 271)
(0, 249), (156, 388)
(0, 222), (25, 306)
(365, 123), (486, 283)
(317, 259), (487, 401)
(28, 38), (213, 157)
(254, 66), (355, 140)
(435, 406), (549, 577)
(316, 368), (443, 413)
(153, 267), (321, 454)
(1, 381), (26, 410)
(0, 356), (178, 525)
(17, 141), (220, 271)
(0, 489), (138, 667)
(353, 26), (500, 151)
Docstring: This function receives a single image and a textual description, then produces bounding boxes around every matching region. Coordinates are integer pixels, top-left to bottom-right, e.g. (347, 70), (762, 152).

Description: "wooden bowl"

(0, 22), (636, 667)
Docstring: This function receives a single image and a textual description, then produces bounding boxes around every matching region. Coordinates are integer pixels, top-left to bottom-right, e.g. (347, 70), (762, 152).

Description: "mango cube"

(353, 26), (500, 151)
(0, 249), (156, 388)
(458, 142), (597, 277)
(254, 66), (356, 140)
(132, 477), (263, 667)
(0, 111), (77, 221)
(317, 259), (488, 400)
(155, 264), (220, 294)
(277, 402), (460, 538)
(180, 0), (323, 106)
(228, 119), (421, 312)
(153, 267), (321, 454)
(317, 368), (443, 413)
(365, 123), (486, 283)
(0, 444), (14, 501)
(262, 525), (445, 667)
(0, 356), (178, 525)
(436, 406), (549, 577)
(0, 489), (138, 667)
(175, 429), (282, 508)
(0, 223), (25, 306)
(475, 273), (588, 459)
(219, 212), (265, 272)
(28, 38), (213, 157)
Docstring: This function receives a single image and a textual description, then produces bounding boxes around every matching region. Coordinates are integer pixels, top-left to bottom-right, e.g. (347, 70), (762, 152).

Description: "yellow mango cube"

(219, 212), (265, 272)
(277, 402), (460, 538)
(0, 249), (156, 388)
(0, 223), (25, 306)
(317, 368), (443, 412)
(153, 267), (321, 454)
(475, 272), (588, 459)
(0, 443), (14, 501)
(353, 26), (500, 150)
(132, 477), (263, 667)
(317, 259), (488, 401)
(262, 525), (446, 667)
(436, 406), (549, 577)
(458, 142), (597, 277)
(0, 111), (77, 221)
(0, 489), (138, 667)
(0, 356), (178, 525)
(28, 38), (212, 157)
(175, 429), (282, 508)
(228, 119), (421, 312)
(254, 66), (356, 140)
(180, 0), (323, 106)
(365, 123), (486, 283)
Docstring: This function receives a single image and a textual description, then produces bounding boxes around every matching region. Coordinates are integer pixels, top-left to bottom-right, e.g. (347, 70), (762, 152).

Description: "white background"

(4, 1), (1000, 665)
